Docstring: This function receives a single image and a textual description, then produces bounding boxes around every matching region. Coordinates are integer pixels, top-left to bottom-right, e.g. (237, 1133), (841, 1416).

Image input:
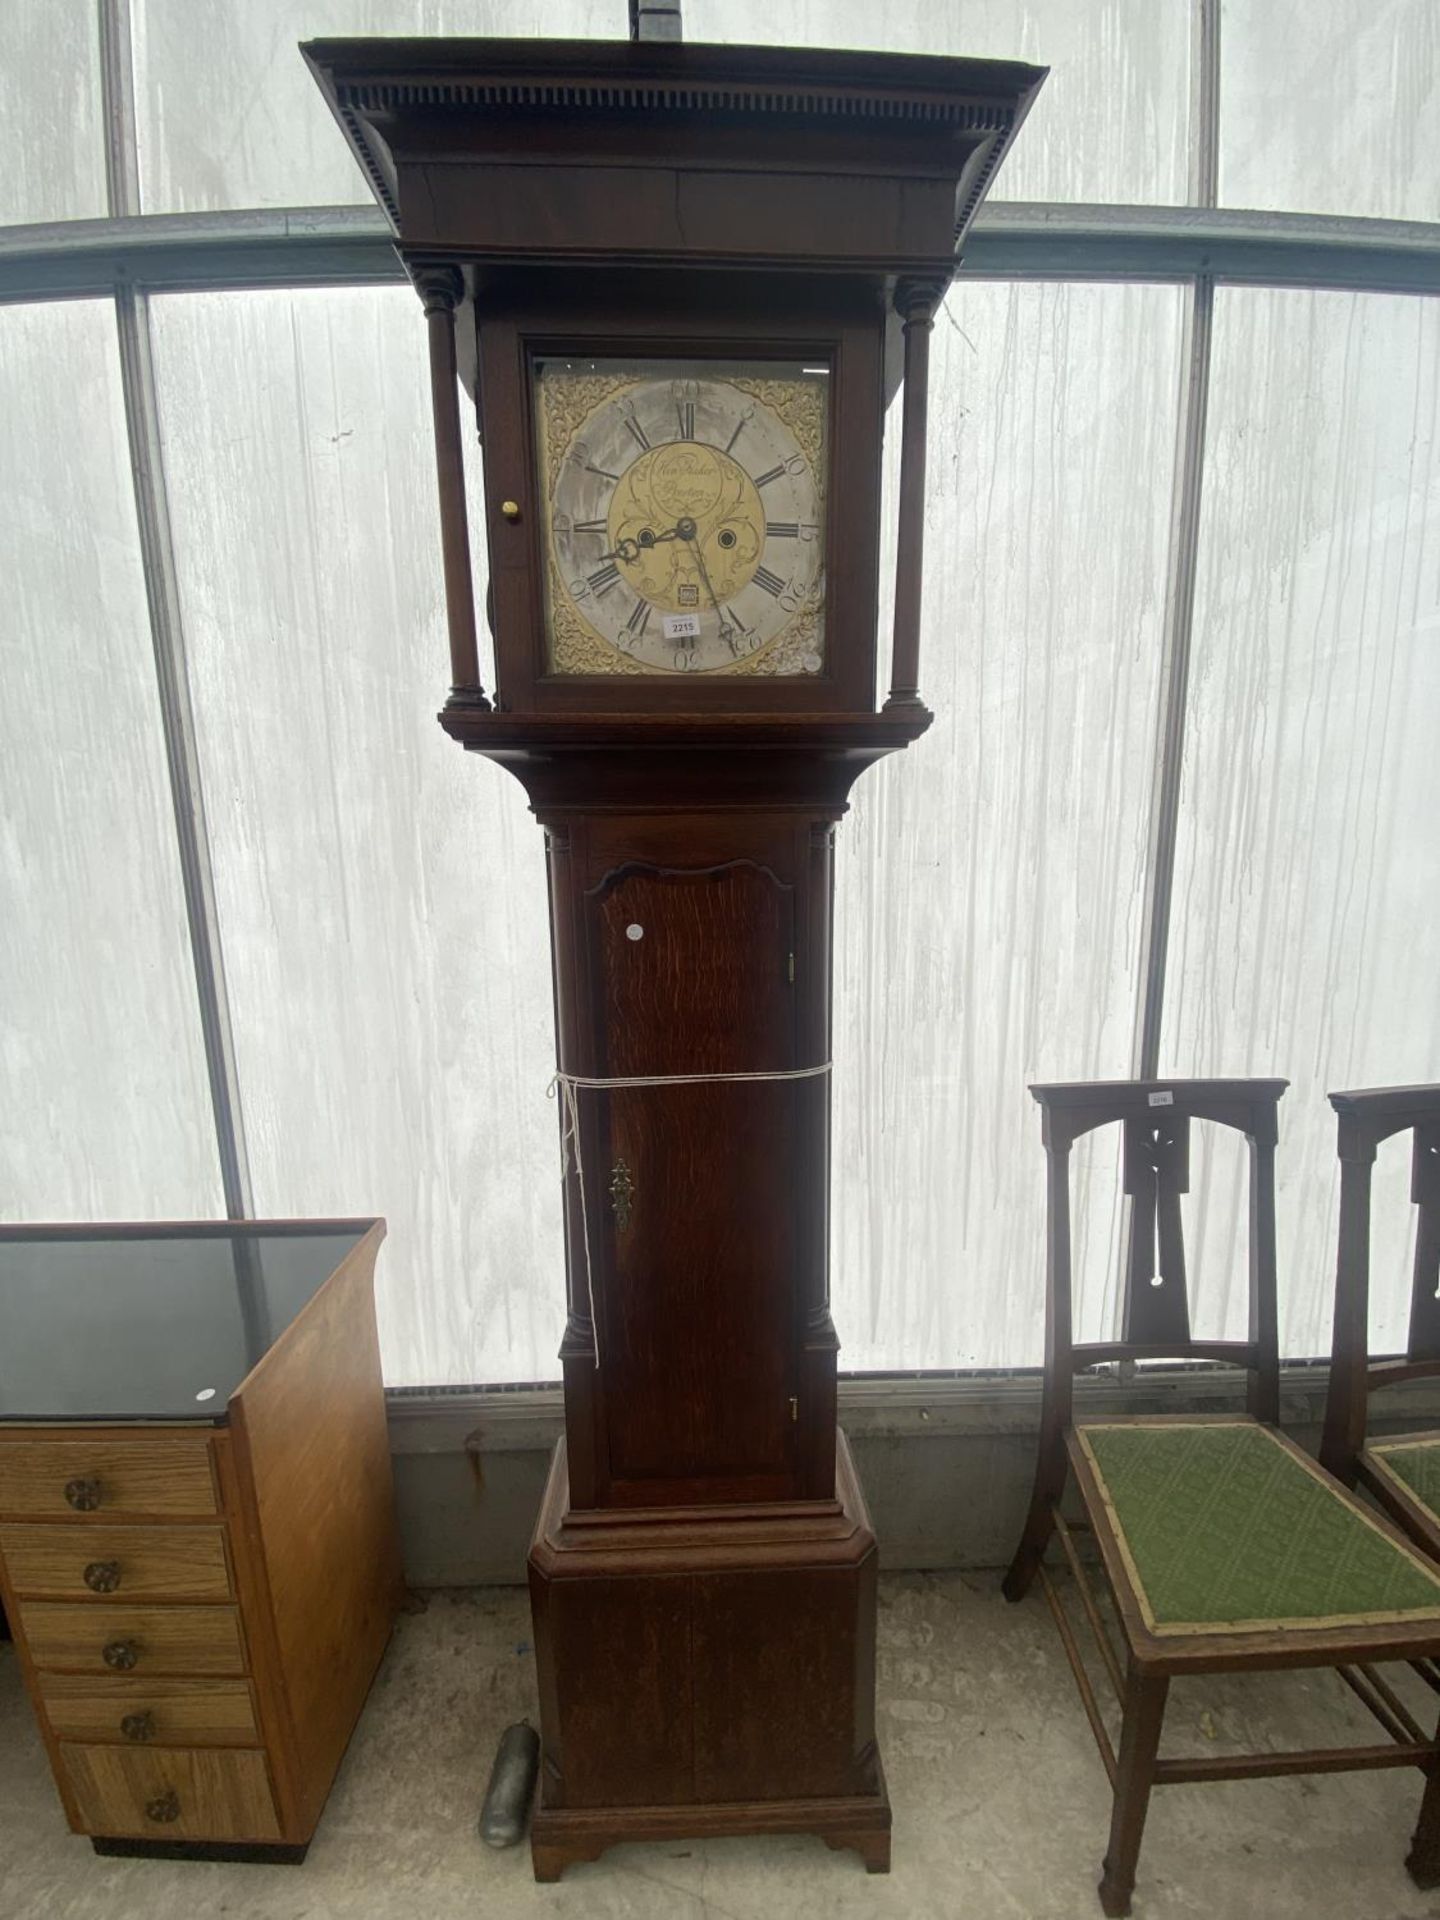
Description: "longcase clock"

(304, 32), (1043, 1880)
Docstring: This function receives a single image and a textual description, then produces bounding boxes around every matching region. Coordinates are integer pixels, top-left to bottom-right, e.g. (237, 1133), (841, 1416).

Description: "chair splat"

(1321, 1086), (1440, 1488)
(1122, 1113), (1192, 1347)
(1407, 1122), (1440, 1364)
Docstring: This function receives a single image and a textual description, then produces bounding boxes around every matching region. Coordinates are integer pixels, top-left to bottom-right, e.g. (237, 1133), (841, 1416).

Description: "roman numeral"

(573, 518), (608, 535)
(584, 463), (619, 481)
(624, 600), (651, 636)
(765, 521), (799, 539)
(724, 418), (745, 454)
(623, 417), (650, 452)
(588, 563), (620, 595)
(753, 464), (786, 489)
(676, 399), (694, 439)
(754, 566), (787, 597)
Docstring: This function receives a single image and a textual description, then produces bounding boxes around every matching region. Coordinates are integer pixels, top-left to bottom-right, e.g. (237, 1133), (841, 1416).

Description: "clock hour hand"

(594, 524), (685, 567)
(681, 521), (723, 621)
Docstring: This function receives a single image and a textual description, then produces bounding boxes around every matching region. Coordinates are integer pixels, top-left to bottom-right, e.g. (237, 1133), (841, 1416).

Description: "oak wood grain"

(529, 1435), (886, 1868)
(60, 1743), (280, 1842)
(595, 859), (798, 1491)
(227, 1222), (401, 1839)
(0, 1524), (232, 1602)
(0, 1432), (217, 1520)
(38, 1675), (259, 1747)
(19, 1602), (247, 1676)
(0, 1220), (396, 1854)
(290, 30), (1041, 1878)
(0, 1497), (84, 1830)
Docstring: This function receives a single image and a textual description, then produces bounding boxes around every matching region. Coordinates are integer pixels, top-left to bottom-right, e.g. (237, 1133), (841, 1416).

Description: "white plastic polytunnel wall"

(2, 1), (1439, 1387)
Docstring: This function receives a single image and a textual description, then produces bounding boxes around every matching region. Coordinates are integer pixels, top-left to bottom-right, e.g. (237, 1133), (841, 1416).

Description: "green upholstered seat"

(1369, 1433), (1440, 1519)
(1077, 1419), (1440, 1635)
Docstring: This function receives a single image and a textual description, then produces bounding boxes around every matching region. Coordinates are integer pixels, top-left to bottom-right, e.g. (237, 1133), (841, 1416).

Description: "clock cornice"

(301, 38), (1047, 278)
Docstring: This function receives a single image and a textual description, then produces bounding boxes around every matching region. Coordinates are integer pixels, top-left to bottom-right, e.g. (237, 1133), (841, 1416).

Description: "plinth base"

(531, 1761), (891, 1882)
(527, 1428), (888, 1882)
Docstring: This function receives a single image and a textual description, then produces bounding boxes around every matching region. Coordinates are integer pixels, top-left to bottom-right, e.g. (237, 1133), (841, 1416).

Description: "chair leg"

(1098, 1665), (1169, 1919)
(1002, 1486), (1059, 1601)
(1407, 1718), (1440, 1890)
(1003, 1421), (1069, 1602)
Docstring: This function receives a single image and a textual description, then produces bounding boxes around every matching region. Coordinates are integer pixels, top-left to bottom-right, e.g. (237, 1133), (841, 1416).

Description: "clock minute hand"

(682, 522), (723, 620)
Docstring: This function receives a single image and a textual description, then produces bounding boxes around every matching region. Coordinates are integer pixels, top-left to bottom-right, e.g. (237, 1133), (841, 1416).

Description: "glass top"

(0, 1223), (374, 1424)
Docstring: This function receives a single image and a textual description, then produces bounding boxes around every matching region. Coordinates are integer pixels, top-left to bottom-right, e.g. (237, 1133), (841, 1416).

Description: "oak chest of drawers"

(0, 1219), (402, 1861)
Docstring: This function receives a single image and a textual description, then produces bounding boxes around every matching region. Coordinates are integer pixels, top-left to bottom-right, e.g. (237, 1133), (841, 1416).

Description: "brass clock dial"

(535, 357), (828, 678)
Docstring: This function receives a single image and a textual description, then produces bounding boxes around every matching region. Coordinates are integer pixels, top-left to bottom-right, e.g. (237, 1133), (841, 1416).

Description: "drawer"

(39, 1674), (259, 1748)
(0, 1434), (217, 1519)
(0, 1523), (232, 1601)
(19, 1602), (247, 1676)
(60, 1743), (281, 1842)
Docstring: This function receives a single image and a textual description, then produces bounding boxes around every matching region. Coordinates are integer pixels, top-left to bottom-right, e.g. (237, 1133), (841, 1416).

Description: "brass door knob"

(144, 1789), (180, 1825)
(84, 1560), (122, 1593)
(102, 1639), (139, 1671)
(121, 1710), (156, 1743)
(64, 1476), (102, 1511)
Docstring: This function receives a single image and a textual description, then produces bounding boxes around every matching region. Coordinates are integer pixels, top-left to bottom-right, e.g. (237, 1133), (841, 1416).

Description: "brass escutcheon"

(609, 1158), (636, 1232)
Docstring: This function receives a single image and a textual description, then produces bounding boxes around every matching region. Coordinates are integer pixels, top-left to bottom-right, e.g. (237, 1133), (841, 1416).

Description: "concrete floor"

(3, 1573), (1439, 1920)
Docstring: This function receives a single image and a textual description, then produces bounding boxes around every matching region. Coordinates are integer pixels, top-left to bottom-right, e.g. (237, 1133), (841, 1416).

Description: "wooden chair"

(1321, 1084), (1440, 1558)
(1003, 1078), (1440, 1917)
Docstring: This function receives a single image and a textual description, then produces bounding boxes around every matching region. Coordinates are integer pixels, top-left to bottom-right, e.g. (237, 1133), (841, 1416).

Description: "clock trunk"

(545, 808), (841, 1512)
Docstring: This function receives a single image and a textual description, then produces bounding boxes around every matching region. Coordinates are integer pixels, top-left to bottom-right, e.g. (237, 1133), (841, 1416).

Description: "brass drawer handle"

(145, 1789), (180, 1825)
(84, 1560), (122, 1594)
(121, 1710), (156, 1744)
(64, 1476), (103, 1512)
(102, 1639), (140, 1671)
